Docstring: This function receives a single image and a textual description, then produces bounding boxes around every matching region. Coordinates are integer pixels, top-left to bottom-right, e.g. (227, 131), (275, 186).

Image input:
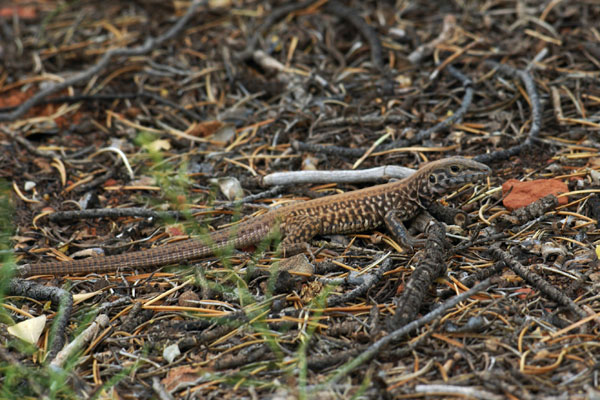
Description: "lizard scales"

(19, 157), (490, 276)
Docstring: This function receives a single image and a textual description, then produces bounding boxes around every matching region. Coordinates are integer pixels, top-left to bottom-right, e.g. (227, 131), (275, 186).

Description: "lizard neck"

(381, 178), (426, 219)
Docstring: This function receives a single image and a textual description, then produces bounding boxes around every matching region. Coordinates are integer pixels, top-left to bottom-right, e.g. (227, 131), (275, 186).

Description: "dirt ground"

(1, 1), (600, 398)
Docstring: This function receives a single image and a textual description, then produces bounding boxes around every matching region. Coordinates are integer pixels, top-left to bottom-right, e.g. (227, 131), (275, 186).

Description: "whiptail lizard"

(18, 157), (490, 277)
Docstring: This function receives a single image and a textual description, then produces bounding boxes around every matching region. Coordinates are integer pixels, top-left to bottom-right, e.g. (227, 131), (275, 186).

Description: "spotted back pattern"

(276, 157), (490, 249)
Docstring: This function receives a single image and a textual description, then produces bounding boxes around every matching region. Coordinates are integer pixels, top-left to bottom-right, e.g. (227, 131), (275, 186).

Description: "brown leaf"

(502, 179), (568, 210)
(187, 121), (224, 137)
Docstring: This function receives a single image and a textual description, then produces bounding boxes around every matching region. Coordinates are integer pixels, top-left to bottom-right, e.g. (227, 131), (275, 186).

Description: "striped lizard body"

(18, 157), (490, 276)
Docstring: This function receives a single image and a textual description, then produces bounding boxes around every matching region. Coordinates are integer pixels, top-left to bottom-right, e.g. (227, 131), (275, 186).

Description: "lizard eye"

(450, 165), (460, 173)
(429, 174), (437, 183)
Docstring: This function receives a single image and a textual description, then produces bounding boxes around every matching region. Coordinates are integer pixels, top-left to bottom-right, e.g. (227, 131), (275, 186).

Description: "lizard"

(17, 157), (490, 277)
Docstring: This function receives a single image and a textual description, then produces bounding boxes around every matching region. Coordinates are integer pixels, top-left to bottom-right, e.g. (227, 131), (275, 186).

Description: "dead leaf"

(7, 315), (46, 345)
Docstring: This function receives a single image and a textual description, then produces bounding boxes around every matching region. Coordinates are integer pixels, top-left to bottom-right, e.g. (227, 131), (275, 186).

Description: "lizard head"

(417, 157), (490, 202)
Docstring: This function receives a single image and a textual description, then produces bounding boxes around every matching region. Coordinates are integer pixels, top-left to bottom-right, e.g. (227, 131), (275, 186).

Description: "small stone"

(163, 343), (181, 363)
(178, 290), (200, 307)
(502, 179), (568, 210)
(278, 254), (314, 277)
(209, 177), (243, 201)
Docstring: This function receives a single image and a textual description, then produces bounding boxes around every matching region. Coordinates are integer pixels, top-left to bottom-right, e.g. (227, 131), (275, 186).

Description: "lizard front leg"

(383, 209), (425, 252)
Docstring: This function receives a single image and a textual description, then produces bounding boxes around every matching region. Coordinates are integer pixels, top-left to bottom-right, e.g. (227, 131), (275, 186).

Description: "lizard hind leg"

(279, 213), (322, 257)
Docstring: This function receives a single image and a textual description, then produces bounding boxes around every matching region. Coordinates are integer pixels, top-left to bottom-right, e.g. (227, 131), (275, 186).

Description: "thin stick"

(326, 278), (493, 385)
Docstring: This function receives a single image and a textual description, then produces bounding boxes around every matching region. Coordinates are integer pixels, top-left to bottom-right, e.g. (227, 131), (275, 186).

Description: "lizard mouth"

(445, 170), (490, 189)
(464, 171), (489, 182)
